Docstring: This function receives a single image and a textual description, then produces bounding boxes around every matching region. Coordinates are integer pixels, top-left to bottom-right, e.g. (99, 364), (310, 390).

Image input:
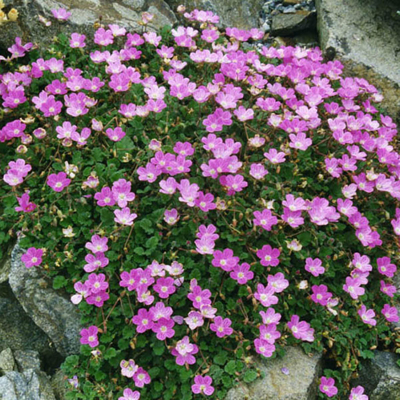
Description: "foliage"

(0, 6), (399, 399)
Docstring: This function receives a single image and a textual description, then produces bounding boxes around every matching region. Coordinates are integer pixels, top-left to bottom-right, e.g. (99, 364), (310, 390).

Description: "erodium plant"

(0, 7), (399, 399)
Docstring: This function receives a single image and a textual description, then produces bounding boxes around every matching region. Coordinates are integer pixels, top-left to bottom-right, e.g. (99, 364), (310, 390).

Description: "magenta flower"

(80, 325), (99, 348)
(51, 8), (71, 21)
(264, 148), (286, 164)
(256, 245), (280, 267)
(349, 385), (368, 400)
(319, 376), (338, 398)
(377, 257), (397, 278)
(343, 277), (365, 300)
(380, 280), (396, 298)
(267, 272), (289, 293)
(133, 367), (151, 388)
(230, 263), (254, 284)
(47, 172), (71, 192)
(352, 253), (372, 272)
(137, 163), (161, 183)
(191, 375), (214, 396)
(21, 247), (43, 268)
(118, 388), (140, 400)
(106, 127), (126, 142)
(171, 336), (199, 365)
(187, 285), (212, 309)
(15, 193), (37, 213)
(220, 174), (248, 195)
(311, 285), (332, 306)
(150, 302), (173, 321)
(254, 284), (278, 307)
(289, 132), (312, 151)
(381, 304), (399, 323)
(85, 235), (108, 253)
(94, 187), (116, 207)
(287, 315), (315, 342)
(212, 248), (239, 272)
(259, 308), (281, 325)
(86, 291), (109, 307)
(259, 324), (281, 344)
(114, 208), (137, 226)
(70, 33), (86, 48)
(153, 277), (176, 299)
(86, 273), (108, 293)
(152, 318), (175, 340)
(112, 179), (136, 207)
(210, 316), (233, 338)
(254, 338), (276, 358)
(358, 305), (377, 326)
(253, 209), (278, 231)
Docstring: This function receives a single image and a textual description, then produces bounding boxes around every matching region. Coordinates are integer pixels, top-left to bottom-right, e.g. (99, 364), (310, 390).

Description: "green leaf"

(213, 350), (228, 366)
(53, 275), (67, 290)
(104, 347), (117, 360)
(224, 360), (237, 375)
(243, 369), (258, 383)
(153, 340), (165, 356)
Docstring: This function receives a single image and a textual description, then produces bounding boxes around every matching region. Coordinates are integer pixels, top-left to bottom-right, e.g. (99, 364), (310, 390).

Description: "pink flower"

(358, 305), (377, 326)
(381, 304), (399, 323)
(220, 174), (248, 195)
(287, 315), (315, 342)
(21, 247), (43, 268)
(164, 209), (179, 225)
(86, 291), (109, 307)
(349, 386), (368, 400)
(311, 285), (332, 306)
(289, 132), (312, 150)
(51, 8), (71, 21)
(212, 248), (239, 272)
(343, 277), (365, 299)
(230, 263), (254, 284)
(305, 257), (325, 277)
(249, 163), (269, 180)
(264, 148), (286, 164)
(256, 245), (280, 267)
(95, 187), (116, 207)
(259, 308), (281, 325)
(352, 253), (372, 272)
(187, 285), (211, 309)
(380, 281), (396, 298)
(191, 375), (214, 396)
(86, 273), (108, 293)
(114, 208), (137, 225)
(267, 272), (289, 293)
(184, 311), (204, 330)
(137, 163), (161, 183)
(85, 234), (108, 254)
(152, 318), (175, 340)
(120, 359), (138, 378)
(319, 376), (338, 398)
(259, 324), (281, 344)
(118, 388), (140, 400)
(47, 172), (71, 192)
(70, 33), (86, 48)
(84, 253), (109, 273)
(15, 193), (37, 213)
(112, 179), (136, 207)
(253, 209), (278, 231)
(153, 277), (176, 299)
(106, 127), (126, 142)
(80, 325), (99, 348)
(377, 257), (397, 278)
(254, 338), (276, 358)
(171, 336), (199, 365)
(254, 284), (278, 307)
(210, 316), (233, 338)
(133, 367), (151, 388)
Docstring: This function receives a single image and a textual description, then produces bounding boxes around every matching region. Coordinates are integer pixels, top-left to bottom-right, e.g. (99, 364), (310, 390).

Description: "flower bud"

(8, 8), (18, 21)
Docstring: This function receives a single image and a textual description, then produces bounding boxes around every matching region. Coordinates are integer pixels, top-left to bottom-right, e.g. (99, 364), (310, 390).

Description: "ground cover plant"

(0, 6), (399, 399)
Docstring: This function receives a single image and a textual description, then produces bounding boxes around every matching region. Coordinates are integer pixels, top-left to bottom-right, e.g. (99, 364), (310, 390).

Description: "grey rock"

(0, 370), (56, 400)
(9, 244), (81, 357)
(14, 350), (41, 372)
(0, 0), (176, 50)
(0, 255), (11, 284)
(0, 282), (54, 357)
(271, 11), (316, 36)
(315, 0), (400, 123)
(165, 0), (263, 29)
(50, 369), (69, 400)
(354, 351), (400, 400)
(225, 347), (322, 400)
(0, 348), (15, 373)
